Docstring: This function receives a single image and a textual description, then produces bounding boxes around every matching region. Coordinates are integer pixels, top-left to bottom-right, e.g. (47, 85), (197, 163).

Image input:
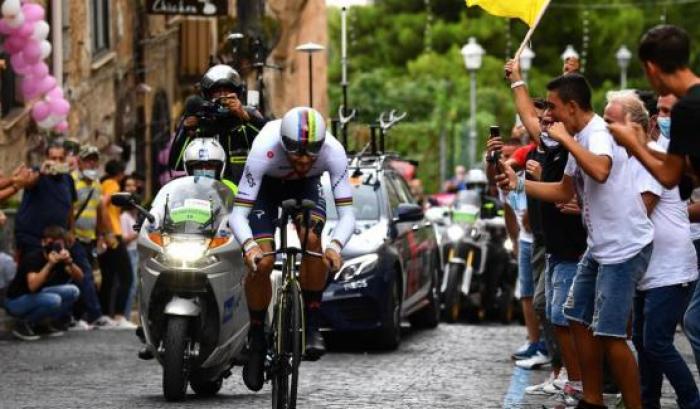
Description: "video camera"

(185, 96), (235, 138)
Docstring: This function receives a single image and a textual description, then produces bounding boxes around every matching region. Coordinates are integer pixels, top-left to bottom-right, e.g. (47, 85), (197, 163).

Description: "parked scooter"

(112, 176), (248, 402)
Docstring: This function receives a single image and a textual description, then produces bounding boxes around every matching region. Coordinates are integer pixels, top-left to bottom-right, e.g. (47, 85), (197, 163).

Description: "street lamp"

(461, 37), (484, 168)
(519, 45), (535, 84)
(295, 42), (325, 108)
(616, 45), (632, 90)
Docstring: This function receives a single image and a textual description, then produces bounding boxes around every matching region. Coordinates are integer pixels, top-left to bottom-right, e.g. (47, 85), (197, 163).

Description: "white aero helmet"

(279, 107), (327, 157)
(466, 168), (488, 185)
(183, 138), (227, 180)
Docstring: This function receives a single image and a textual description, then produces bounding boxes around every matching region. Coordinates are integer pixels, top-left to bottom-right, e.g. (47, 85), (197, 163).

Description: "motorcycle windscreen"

(150, 176), (235, 235)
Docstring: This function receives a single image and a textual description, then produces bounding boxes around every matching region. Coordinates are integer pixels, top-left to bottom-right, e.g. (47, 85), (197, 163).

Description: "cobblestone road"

(0, 323), (695, 408)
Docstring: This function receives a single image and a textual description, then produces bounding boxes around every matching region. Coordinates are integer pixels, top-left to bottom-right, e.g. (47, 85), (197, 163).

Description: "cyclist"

(169, 64), (267, 185)
(228, 107), (356, 392)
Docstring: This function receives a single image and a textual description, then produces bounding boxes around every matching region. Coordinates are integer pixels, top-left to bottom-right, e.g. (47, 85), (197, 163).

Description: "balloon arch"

(0, 0), (70, 133)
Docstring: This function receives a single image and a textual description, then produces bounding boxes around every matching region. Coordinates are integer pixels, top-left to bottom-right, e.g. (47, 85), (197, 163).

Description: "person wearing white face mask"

(182, 138), (238, 194)
(69, 145), (118, 330)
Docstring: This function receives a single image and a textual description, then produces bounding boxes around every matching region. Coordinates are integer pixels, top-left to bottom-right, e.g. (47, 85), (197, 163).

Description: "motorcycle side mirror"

(110, 192), (156, 224)
(393, 203), (424, 223)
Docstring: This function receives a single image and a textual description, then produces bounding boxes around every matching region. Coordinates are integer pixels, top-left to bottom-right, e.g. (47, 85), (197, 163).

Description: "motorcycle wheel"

(163, 316), (190, 402)
(190, 377), (223, 397)
(272, 282), (303, 409)
(376, 277), (401, 350)
(442, 264), (464, 323)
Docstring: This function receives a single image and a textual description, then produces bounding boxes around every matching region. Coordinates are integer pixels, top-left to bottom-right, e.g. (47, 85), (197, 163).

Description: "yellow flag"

(465, 0), (547, 26)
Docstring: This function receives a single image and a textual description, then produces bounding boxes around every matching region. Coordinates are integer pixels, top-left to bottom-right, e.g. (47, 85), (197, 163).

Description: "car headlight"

(447, 225), (465, 242)
(334, 254), (379, 282)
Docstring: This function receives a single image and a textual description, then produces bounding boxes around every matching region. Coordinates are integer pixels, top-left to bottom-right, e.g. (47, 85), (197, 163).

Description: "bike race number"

(169, 199), (212, 224)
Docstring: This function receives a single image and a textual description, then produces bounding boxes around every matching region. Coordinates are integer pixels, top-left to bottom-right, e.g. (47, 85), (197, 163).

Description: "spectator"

(98, 160), (136, 329)
(0, 164), (31, 203)
(120, 174), (140, 322)
(608, 24), (700, 376)
(505, 60), (588, 399)
(0, 210), (17, 303)
(14, 141), (76, 255)
(606, 90), (700, 409)
(498, 73), (654, 409)
(563, 56), (581, 75)
(654, 93), (678, 148)
(443, 165), (467, 193)
(4, 226), (83, 341)
(70, 145), (116, 329)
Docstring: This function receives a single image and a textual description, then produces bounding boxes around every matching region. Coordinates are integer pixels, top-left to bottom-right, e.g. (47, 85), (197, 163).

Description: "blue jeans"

(518, 240), (534, 298)
(123, 247), (139, 320)
(633, 283), (700, 409)
(564, 243), (652, 338)
(72, 241), (103, 322)
(683, 239), (700, 374)
(545, 255), (577, 327)
(5, 284), (80, 323)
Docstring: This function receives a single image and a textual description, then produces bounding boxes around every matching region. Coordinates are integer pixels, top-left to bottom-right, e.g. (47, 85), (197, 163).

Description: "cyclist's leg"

(292, 177), (327, 359)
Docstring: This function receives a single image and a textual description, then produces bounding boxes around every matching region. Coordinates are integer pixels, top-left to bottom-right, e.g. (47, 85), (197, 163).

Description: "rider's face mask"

(193, 168), (217, 179)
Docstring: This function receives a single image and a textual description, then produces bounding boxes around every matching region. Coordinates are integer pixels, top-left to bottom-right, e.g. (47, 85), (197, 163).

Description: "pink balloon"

(46, 87), (64, 100)
(16, 20), (34, 38)
(10, 52), (29, 74)
(48, 97), (70, 116)
(0, 19), (16, 35)
(31, 100), (50, 122)
(21, 3), (45, 22)
(22, 40), (42, 64)
(37, 75), (57, 95)
(30, 62), (49, 78)
(5, 34), (28, 54)
(54, 121), (69, 134)
(21, 77), (40, 100)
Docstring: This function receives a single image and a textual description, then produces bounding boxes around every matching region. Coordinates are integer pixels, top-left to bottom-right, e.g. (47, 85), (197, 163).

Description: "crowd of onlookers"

(0, 139), (144, 340)
(485, 24), (700, 409)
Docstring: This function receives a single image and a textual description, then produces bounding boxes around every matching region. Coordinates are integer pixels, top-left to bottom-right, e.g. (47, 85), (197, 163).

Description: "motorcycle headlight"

(334, 254), (379, 282)
(160, 237), (217, 267)
(447, 225), (465, 242)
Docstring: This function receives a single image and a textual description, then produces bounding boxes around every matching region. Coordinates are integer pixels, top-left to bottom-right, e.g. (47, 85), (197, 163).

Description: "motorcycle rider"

(465, 168), (502, 219)
(137, 138), (230, 360)
(228, 107), (356, 391)
(168, 64), (267, 187)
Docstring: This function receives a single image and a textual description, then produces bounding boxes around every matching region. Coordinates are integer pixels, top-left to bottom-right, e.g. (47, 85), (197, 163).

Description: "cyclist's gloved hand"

(323, 241), (343, 273)
(243, 240), (264, 273)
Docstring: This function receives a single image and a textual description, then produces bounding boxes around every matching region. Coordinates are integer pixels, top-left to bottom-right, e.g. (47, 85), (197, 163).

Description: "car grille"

(332, 297), (379, 323)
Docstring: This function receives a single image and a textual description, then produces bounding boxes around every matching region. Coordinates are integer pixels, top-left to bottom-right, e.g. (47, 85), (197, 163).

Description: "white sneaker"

(111, 317), (137, 330)
(91, 315), (116, 329)
(549, 368), (569, 391)
(525, 372), (556, 395)
(68, 319), (93, 331)
(515, 351), (551, 369)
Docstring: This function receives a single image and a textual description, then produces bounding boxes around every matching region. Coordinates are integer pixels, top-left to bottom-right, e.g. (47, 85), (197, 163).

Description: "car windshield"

(150, 176), (234, 235)
(323, 173), (381, 221)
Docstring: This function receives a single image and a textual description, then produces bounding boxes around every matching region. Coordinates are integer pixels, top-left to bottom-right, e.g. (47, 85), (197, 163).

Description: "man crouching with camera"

(5, 226), (83, 341)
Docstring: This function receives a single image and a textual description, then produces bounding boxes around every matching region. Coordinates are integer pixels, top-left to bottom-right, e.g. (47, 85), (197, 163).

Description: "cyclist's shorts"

(248, 176), (326, 245)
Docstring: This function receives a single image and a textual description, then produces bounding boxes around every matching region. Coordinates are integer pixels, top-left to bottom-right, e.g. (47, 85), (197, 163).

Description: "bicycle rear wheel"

(272, 281), (303, 409)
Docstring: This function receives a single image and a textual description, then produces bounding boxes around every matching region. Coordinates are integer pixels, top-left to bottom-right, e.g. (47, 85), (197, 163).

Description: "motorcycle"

(112, 176), (248, 401)
(427, 190), (517, 323)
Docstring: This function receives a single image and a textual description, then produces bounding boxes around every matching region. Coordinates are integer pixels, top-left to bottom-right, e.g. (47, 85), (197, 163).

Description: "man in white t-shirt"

(606, 91), (700, 408)
(498, 74), (653, 409)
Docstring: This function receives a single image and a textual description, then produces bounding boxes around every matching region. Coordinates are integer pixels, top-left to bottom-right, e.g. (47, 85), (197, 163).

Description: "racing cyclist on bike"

(228, 107), (355, 392)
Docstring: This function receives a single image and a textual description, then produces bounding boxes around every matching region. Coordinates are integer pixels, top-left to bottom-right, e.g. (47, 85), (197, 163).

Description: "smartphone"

(488, 126), (504, 173)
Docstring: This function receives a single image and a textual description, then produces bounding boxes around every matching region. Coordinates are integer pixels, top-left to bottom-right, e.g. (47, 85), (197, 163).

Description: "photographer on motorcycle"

(168, 64), (266, 187)
(228, 107), (355, 392)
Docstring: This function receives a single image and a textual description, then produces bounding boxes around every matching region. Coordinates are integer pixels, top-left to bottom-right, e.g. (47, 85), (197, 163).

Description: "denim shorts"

(518, 240), (534, 298)
(545, 255), (578, 327)
(563, 243), (653, 338)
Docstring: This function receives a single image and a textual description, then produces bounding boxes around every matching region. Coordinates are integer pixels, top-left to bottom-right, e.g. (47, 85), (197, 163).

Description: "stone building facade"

(0, 0), (328, 199)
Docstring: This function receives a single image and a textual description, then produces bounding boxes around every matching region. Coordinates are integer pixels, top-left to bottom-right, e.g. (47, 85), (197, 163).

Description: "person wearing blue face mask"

(183, 138), (238, 195)
(655, 94), (678, 149)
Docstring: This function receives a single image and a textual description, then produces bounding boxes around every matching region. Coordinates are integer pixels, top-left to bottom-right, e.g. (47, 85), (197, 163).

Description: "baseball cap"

(79, 145), (100, 159)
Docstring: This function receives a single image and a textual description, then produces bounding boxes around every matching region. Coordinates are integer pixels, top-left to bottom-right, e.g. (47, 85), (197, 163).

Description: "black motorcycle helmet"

(200, 64), (244, 99)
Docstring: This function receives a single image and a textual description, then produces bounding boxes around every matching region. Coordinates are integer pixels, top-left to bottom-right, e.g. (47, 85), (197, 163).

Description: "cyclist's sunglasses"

(284, 139), (323, 157)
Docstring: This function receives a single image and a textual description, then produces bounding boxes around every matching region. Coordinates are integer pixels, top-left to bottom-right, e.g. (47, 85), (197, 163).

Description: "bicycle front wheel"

(272, 280), (304, 409)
